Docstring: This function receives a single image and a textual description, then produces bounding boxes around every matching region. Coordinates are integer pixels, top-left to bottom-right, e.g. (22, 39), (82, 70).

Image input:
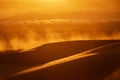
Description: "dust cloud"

(0, 21), (120, 52)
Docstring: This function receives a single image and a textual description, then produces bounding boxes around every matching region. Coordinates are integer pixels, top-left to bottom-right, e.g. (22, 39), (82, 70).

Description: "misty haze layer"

(0, 20), (120, 51)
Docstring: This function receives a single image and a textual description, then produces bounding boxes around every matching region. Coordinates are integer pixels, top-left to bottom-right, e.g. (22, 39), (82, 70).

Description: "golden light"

(33, 0), (75, 14)
(39, 0), (66, 4)
(36, 0), (69, 7)
(0, 0), (118, 18)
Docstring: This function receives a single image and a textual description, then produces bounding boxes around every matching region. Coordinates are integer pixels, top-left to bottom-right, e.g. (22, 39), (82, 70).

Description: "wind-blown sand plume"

(0, 20), (120, 52)
(0, 27), (120, 52)
(9, 42), (120, 77)
(0, 40), (5, 52)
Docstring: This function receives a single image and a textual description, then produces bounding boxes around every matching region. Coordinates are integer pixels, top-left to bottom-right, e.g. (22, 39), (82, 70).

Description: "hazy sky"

(0, 0), (120, 51)
(0, 0), (120, 18)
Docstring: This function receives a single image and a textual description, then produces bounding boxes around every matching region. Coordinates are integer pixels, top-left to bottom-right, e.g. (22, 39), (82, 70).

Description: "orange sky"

(0, 0), (120, 18)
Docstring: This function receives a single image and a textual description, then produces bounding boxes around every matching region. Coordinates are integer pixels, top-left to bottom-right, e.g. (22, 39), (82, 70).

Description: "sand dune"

(0, 40), (120, 80)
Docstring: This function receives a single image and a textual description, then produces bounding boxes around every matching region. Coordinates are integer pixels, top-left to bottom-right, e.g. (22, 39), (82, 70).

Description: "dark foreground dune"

(0, 40), (120, 80)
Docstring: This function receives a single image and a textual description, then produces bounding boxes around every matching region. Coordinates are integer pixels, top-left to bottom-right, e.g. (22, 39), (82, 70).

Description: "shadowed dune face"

(0, 40), (119, 66)
(105, 68), (120, 80)
(0, 76), (6, 80)
(0, 40), (120, 80)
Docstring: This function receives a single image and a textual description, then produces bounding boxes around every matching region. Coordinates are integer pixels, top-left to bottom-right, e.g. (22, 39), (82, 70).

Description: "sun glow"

(40, 0), (66, 3)
(0, 0), (118, 19)
(36, 0), (69, 7)
(28, 0), (76, 14)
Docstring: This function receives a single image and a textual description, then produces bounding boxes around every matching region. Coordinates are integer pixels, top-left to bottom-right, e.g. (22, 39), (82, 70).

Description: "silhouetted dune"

(0, 40), (119, 65)
(0, 40), (120, 80)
